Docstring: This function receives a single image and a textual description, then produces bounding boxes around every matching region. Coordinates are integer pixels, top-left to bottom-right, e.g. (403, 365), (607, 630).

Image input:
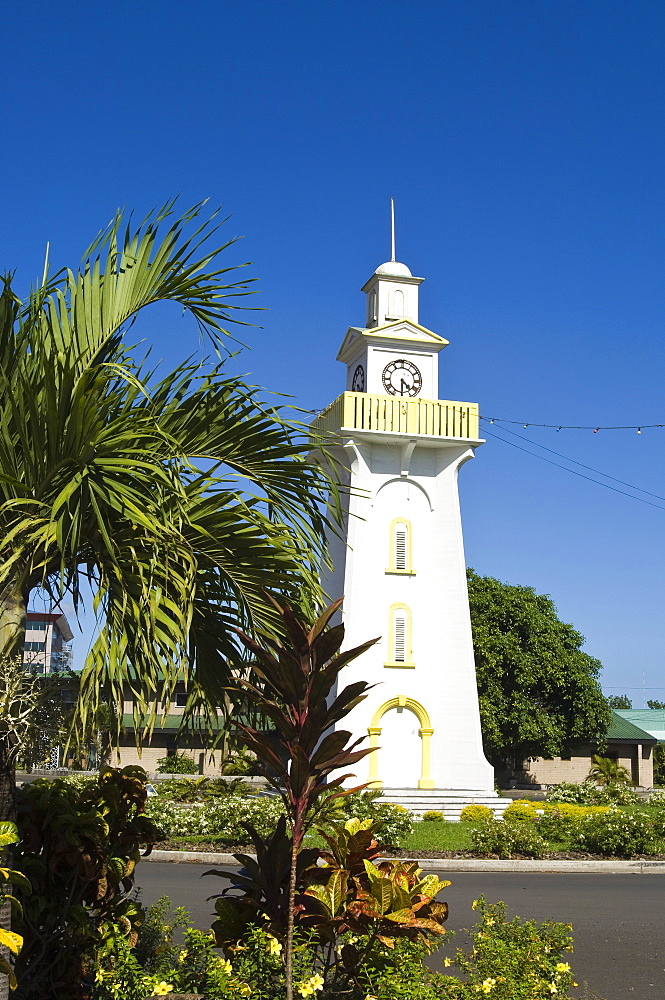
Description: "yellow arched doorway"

(367, 696), (435, 789)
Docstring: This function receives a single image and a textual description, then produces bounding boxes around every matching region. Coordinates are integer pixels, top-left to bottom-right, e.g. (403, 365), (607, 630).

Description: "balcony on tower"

(313, 391), (480, 441)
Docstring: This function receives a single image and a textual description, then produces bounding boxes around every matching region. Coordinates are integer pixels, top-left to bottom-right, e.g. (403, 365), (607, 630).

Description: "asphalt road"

(134, 863), (665, 1000)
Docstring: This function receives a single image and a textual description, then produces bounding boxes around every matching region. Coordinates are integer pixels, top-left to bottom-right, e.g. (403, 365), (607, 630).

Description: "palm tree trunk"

(0, 587), (26, 1000)
(0, 583), (26, 662)
(0, 582), (27, 824)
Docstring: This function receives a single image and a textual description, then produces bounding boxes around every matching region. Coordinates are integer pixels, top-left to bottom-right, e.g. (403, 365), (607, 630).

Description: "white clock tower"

(315, 216), (505, 818)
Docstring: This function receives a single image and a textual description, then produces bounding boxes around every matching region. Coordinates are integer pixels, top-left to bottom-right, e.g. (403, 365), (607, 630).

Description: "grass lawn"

(402, 820), (475, 852)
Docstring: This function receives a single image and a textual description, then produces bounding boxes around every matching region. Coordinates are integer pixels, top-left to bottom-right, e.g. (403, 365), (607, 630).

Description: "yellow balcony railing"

(313, 392), (479, 440)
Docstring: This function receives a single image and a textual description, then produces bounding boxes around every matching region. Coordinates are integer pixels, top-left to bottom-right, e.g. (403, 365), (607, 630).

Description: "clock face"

(382, 359), (423, 397)
(351, 364), (365, 392)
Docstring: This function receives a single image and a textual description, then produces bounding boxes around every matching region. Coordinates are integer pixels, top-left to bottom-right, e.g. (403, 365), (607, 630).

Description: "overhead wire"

(481, 426), (665, 512)
(480, 420), (665, 504)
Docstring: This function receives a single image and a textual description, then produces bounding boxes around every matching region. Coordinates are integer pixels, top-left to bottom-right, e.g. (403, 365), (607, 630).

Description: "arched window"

(368, 289), (378, 325)
(386, 518), (414, 574)
(385, 603), (414, 668)
(392, 288), (404, 317)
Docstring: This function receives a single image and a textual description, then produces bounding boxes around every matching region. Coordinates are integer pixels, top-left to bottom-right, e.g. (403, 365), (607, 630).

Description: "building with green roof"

(515, 710), (656, 789)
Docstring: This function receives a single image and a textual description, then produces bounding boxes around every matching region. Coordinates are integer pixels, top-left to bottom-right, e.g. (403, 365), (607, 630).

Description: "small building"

(113, 683), (226, 774)
(521, 711), (656, 788)
(23, 612), (73, 673)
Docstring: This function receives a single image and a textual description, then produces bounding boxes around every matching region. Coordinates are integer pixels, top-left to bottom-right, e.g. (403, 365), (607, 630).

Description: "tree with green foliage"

(0, 201), (336, 818)
(467, 569), (611, 767)
(607, 694), (632, 709)
(587, 753), (633, 787)
(647, 699), (665, 710)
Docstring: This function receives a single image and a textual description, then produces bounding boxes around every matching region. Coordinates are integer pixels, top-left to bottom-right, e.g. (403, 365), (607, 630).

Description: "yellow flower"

(267, 935), (283, 956)
(555, 962), (570, 973)
(309, 974), (325, 991)
(481, 978), (496, 993)
(152, 983), (174, 997)
(237, 985), (252, 997)
(548, 984), (558, 994)
(177, 949), (188, 963)
(444, 957), (452, 967)
(471, 899), (479, 910)
(485, 917), (495, 926)
(219, 958), (232, 974)
(572, 982), (579, 988)
(298, 985), (315, 997)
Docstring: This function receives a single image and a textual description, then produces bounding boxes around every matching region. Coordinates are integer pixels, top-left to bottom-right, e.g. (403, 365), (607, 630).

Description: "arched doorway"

(367, 696), (434, 789)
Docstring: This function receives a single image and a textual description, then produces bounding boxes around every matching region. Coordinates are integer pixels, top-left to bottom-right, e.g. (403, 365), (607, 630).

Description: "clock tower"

(315, 222), (505, 818)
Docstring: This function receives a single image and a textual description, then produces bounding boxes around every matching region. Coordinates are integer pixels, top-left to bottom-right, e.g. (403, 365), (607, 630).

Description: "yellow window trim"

(385, 601), (414, 668)
(387, 516), (413, 573)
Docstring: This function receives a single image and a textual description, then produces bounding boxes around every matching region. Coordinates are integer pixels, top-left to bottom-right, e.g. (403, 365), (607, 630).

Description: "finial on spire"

(390, 197), (396, 262)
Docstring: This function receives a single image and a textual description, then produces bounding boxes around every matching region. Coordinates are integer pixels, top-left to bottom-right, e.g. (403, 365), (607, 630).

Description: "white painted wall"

(324, 433), (494, 793)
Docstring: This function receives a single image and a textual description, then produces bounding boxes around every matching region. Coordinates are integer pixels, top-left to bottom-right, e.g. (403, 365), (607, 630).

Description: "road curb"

(144, 849), (665, 873)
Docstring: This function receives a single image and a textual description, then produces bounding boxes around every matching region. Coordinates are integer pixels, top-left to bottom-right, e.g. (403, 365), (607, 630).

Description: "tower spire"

(390, 197), (396, 262)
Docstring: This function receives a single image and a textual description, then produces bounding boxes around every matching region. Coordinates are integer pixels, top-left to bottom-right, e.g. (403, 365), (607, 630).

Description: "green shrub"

(13, 766), (162, 999)
(471, 818), (547, 858)
(503, 800), (538, 822)
(221, 748), (256, 775)
(422, 810), (445, 822)
(571, 809), (659, 856)
(334, 790), (414, 845)
(154, 752), (198, 774)
(459, 803), (493, 824)
(154, 776), (208, 801)
(446, 895), (577, 999)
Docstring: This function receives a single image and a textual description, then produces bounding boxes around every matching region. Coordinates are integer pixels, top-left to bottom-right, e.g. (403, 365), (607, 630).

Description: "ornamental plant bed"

(155, 839), (665, 861)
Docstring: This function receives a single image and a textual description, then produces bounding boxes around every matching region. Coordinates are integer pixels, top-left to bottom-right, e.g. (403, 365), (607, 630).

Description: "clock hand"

(400, 378), (409, 396)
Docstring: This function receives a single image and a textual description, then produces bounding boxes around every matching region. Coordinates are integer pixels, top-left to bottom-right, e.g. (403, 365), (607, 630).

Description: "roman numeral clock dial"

(382, 358), (422, 397)
(351, 364), (365, 391)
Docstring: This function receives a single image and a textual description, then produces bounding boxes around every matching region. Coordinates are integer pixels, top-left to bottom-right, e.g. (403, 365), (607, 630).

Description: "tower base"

(379, 788), (510, 822)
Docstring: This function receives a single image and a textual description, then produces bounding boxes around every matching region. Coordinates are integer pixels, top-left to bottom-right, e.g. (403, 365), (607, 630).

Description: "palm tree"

(0, 201), (335, 818)
(587, 754), (633, 787)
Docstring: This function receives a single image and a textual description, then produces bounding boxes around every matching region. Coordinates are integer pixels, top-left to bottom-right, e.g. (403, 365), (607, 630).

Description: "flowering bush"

(471, 818), (547, 858)
(647, 788), (665, 807)
(441, 896), (577, 999)
(91, 893), (581, 1000)
(533, 804), (603, 843)
(145, 793), (284, 842)
(459, 804), (493, 824)
(422, 810), (445, 822)
(571, 809), (660, 856)
(546, 780), (639, 806)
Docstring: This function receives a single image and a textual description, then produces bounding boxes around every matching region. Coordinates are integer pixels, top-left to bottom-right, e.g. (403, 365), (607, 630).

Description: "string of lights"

(483, 422), (665, 504)
(481, 416), (663, 433)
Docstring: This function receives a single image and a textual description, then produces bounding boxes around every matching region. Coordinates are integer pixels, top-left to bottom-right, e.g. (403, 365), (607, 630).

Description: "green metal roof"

(607, 711), (657, 742)
(122, 714), (224, 732)
(614, 709), (665, 742)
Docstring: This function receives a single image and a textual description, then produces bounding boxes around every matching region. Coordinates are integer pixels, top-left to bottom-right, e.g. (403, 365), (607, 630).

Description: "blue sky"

(3, 1), (665, 702)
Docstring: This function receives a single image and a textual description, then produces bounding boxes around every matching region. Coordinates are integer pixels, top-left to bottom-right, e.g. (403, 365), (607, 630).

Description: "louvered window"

(394, 614), (407, 662)
(394, 525), (407, 570)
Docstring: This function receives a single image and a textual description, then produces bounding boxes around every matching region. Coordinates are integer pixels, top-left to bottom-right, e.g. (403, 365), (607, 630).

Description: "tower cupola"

(362, 201), (424, 326)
